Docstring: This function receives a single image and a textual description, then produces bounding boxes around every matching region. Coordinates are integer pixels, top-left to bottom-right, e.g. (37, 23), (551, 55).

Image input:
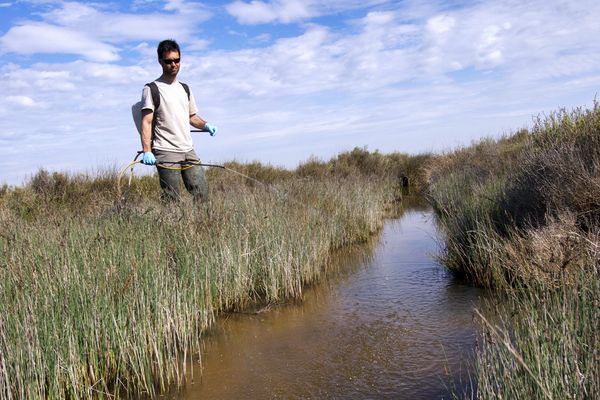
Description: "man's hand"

(204, 123), (217, 136)
(141, 152), (156, 165)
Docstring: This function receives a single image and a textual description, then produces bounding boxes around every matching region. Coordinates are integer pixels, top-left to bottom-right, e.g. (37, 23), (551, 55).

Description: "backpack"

(131, 81), (190, 136)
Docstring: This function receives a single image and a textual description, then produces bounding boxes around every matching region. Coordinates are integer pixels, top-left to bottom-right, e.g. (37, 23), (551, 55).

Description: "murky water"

(176, 203), (483, 399)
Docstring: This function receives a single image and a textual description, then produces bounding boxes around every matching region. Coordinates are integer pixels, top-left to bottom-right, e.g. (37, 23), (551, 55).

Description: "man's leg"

(154, 149), (186, 203)
(182, 164), (208, 201)
(157, 167), (182, 203)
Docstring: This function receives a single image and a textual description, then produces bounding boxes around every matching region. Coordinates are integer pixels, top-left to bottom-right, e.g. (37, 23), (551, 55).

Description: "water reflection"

(174, 202), (483, 399)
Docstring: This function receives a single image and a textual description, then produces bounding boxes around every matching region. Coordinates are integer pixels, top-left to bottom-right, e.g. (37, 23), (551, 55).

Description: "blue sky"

(1, 0), (599, 185)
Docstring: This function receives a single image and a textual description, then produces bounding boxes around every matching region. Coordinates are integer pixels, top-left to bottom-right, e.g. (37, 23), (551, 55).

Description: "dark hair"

(157, 39), (180, 60)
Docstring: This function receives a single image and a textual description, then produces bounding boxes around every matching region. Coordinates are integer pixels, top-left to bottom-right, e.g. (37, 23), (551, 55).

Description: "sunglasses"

(162, 58), (180, 65)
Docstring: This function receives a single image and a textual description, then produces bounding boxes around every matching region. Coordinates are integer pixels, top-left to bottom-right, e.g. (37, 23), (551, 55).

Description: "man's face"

(160, 50), (180, 77)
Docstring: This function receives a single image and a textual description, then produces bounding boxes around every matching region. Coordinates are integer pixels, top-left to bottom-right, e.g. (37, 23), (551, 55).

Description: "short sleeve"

(141, 85), (155, 112)
(188, 90), (198, 116)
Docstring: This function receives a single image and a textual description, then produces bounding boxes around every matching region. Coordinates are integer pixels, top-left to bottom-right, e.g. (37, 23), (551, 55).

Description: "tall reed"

(475, 263), (599, 399)
(427, 103), (600, 399)
(0, 167), (396, 398)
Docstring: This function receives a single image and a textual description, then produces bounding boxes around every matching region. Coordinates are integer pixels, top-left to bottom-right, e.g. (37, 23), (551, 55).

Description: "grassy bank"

(427, 105), (600, 398)
(0, 148), (418, 399)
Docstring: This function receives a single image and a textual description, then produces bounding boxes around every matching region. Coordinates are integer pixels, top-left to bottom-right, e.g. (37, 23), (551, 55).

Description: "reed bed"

(0, 164), (397, 399)
(475, 263), (599, 399)
(427, 103), (600, 399)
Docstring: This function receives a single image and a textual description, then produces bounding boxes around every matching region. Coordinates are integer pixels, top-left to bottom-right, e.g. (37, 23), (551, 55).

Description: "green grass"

(475, 264), (599, 399)
(0, 155), (404, 399)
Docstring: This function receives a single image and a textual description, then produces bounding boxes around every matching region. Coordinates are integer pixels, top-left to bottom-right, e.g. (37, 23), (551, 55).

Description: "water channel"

(174, 201), (484, 399)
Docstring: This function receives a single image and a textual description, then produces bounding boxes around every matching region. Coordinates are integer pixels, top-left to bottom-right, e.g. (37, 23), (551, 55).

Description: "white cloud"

(426, 15), (455, 35)
(275, 0), (313, 23)
(225, 0), (389, 25)
(362, 10), (395, 26)
(0, 23), (120, 62)
(7, 95), (36, 107)
(186, 39), (210, 51)
(41, 3), (209, 42)
(164, 0), (185, 11)
(41, 2), (98, 25)
(0, 1), (211, 61)
(226, 0), (314, 24)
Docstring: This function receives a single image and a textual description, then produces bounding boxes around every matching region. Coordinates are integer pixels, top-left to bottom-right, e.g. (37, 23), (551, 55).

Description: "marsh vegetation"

(0, 148), (416, 399)
(427, 104), (600, 399)
(1, 103), (598, 399)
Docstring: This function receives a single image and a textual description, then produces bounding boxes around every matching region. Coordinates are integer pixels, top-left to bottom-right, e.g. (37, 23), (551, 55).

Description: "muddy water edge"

(166, 198), (485, 399)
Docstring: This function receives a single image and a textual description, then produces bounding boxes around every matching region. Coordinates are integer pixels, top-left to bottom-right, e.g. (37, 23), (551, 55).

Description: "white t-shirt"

(141, 79), (198, 152)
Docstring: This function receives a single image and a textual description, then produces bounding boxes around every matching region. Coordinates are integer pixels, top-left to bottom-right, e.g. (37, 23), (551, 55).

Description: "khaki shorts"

(153, 149), (200, 169)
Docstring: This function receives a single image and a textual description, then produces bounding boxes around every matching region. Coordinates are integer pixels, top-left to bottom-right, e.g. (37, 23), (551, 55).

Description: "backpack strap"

(146, 82), (160, 109)
(180, 82), (190, 100)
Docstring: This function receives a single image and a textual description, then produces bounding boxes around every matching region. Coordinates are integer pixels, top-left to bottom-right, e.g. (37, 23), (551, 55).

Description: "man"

(140, 39), (217, 202)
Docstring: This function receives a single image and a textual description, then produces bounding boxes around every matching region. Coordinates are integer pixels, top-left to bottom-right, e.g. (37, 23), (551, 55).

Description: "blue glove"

(204, 123), (217, 136)
(141, 152), (156, 166)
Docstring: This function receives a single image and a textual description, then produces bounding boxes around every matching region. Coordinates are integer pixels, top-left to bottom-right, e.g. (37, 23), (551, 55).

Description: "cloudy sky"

(1, 0), (599, 185)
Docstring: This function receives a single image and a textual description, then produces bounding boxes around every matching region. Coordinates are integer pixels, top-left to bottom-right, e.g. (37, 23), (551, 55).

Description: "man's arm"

(190, 114), (217, 136)
(141, 109), (153, 152)
(189, 114), (207, 130)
